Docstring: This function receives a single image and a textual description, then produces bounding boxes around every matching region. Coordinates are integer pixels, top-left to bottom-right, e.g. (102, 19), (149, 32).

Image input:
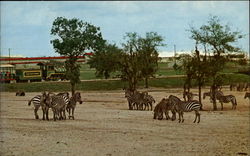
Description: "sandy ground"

(0, 87), (249, 156)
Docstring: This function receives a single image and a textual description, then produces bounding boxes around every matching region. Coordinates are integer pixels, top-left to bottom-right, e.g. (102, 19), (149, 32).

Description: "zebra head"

(44, 92), (53, 106)
(74, 92), (83, 104)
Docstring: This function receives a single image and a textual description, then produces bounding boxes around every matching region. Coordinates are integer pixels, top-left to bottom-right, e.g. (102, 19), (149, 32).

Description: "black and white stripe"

(169, 95), (201, 123)
(28, 92), (48, 120)
(217, 94), (237, 110)
(45, 93), (69, 121)
(66, 92), (83, 120)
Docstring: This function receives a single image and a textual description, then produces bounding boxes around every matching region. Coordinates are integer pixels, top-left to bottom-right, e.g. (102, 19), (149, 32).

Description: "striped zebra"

(153, 98), (176, 120)
(142, 92), (155, 111)
(132, 90), (145, 110)
(244, 92), (250, 99)
(45, 93), (69, 121)
(28, 92), (48, 120)
(124, 89), (136, 110)
(168, 95), (201, 123)
(66, 92), (83, 120)
(216, 94), (237, 110)
(124, 89), (144, 110)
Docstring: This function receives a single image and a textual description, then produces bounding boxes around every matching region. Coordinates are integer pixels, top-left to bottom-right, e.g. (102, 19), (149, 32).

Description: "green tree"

(87, 42), (123, 79)
(120, 32), (142, 91)
(120, 32), (165, 90)
(51, 17), (105, 95)
(138, 32), (165, 88)
(189, 15), (243, 110)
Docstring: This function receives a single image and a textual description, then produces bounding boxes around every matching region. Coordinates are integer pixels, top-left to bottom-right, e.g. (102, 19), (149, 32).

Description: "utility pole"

(8, 48), (11, 64)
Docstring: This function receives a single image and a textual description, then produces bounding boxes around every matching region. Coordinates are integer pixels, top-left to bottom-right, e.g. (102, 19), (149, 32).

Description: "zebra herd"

(28, 92), (83, 121)
(25, 85), (249, 122)
(125, 86), (249, 123)
(124, 88), (155, 111)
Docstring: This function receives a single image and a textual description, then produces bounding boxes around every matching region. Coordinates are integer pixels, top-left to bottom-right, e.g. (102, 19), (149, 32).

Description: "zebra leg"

(171, 110), (176, 121)
(72, 107), (75, 120)
(68, 108), (72, 119)
(150, 103), (152, 111)
(194, 110), (198, 123)
(181, 112), (184, 123)
(220, 102), (223, 110)
(34, 106), (39, 119)
(197, 112), (200, 123)
(165, 111), (170, 120)
(178, 112), (181, 123)
(62, 109), (66, 120)
(46, 108), (49, 120)
(42, 108), (45, 120)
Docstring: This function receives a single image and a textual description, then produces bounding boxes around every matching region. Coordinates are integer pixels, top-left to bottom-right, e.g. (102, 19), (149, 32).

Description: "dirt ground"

(0, 87), (249, 156)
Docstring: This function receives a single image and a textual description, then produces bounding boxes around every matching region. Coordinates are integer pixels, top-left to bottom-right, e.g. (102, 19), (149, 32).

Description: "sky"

(0, 1), (249, 57)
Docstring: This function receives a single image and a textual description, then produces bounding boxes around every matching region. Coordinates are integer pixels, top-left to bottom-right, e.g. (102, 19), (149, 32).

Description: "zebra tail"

(28, 97), (34, 106)
(28, 100), (32, 106)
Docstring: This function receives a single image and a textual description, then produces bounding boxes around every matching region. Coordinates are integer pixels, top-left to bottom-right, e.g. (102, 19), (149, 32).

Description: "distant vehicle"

(0, 64), (16, 83)
(0, 63), (67, 83)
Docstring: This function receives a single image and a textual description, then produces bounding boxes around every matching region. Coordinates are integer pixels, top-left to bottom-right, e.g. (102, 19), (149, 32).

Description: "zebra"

(168, 95), (201, 123)
(28, 92), (48, 120)
(216, 94), (237, 110)
(45, 93), (69, 121)
(141, 91), (155, 111)
(124, 89), (136, 110)
(153, 98), (176, 120)
(244, 92), (250, 99)
(124, 89), (145, 110)
(144, 94), (155, 111)
(66, 92), (83, 120)
(132, 90), (146, 110)
(153, 98), (167, 120)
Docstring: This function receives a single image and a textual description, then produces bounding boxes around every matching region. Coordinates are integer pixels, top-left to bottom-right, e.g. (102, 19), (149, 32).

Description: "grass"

(1, 77), (186, 92)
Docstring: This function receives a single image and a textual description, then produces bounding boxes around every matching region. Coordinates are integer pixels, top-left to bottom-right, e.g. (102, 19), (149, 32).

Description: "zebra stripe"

(28, 92), (48, 120)
(217, 94), (237, 110)
(169, 95), (201, 123)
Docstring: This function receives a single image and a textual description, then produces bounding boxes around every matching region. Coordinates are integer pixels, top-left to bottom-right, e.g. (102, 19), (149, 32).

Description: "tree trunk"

(145, 77), (149, 88)
(198, 84), (203, 110)
(71, 82), (75, 96)
(211, 84), (217, 110)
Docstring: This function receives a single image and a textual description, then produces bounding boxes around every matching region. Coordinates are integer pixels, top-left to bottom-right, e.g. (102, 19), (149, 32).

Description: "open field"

(0, 87), (249, 156)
